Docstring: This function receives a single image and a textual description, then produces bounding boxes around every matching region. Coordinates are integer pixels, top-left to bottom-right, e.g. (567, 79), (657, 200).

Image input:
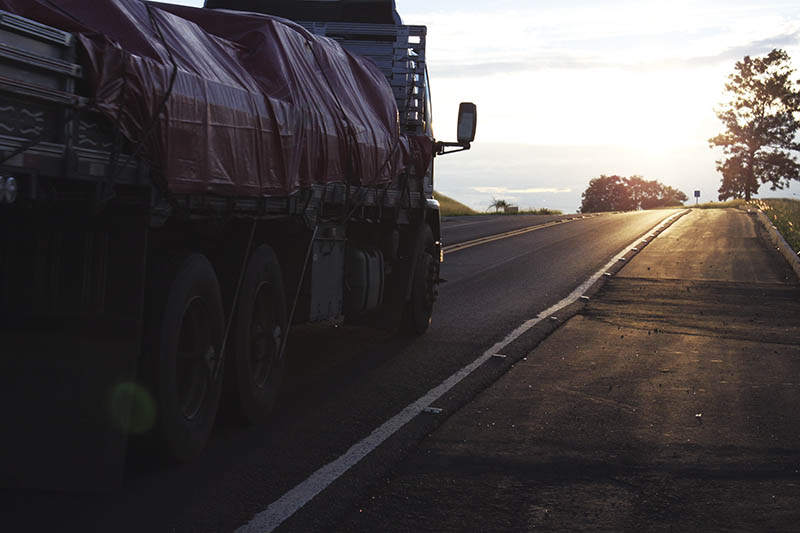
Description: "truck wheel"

(402, 226), (437, 335)
(229, 245), (287, 424)
(152, 254), (225, 461)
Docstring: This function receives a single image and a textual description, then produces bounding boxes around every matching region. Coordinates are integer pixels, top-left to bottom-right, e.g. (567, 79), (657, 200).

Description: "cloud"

(431, 56), (606, 77)
(473, 186), (573, 194)
(680, 31), (800, 67)
(429, 32), (800, 78)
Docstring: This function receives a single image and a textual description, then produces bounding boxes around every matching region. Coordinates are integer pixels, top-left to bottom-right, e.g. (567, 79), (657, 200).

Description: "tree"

(658, 185), (689, 207)
(580, 175), (687, 213)
(709, 49), (800, 201)
(580, 175), (634, 213)
(630, 176), (687, 209)
(488, 197), (509, 213)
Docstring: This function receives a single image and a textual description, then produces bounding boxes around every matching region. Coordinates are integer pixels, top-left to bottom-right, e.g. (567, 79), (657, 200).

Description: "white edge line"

(237, 210), (684, 533)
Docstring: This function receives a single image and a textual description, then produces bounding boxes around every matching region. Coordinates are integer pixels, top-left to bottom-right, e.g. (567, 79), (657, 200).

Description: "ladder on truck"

(299, 21), (428, 135)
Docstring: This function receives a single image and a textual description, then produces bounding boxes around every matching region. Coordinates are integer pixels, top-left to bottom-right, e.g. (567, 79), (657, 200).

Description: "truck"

(0, 0), (475, 487)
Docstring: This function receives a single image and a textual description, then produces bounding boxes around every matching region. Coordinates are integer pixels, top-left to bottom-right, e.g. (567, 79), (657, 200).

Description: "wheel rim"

(250, 281), (282, 390)
(176, 296), (216, 421)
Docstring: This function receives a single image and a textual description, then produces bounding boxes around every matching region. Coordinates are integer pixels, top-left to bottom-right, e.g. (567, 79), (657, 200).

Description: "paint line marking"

(443, 221), (562, 254)
(236, 210), (685, 533)
(442, 215), (599, 255)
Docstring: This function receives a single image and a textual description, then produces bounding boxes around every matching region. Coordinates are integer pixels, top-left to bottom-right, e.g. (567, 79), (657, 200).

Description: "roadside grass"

(434, 191), (478, 216)
(435, 191), (563, 217)
(516, 207), (563, 215)
(686, 199), (746, 209)
(754, 198), (800, 253)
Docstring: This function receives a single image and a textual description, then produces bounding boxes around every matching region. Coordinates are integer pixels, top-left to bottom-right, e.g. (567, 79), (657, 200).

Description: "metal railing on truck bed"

(0, 9), (143, 205)
(299, 21), (428, 135)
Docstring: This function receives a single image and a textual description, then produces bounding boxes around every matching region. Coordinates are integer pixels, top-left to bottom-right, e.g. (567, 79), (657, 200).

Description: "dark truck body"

(0, 0), (469, 488)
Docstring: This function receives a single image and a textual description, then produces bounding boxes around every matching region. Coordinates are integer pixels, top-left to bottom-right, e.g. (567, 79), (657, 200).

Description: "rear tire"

(229, 245), (287, 424)
(402, 226), (437, 335)
(150, 254), (225, 462)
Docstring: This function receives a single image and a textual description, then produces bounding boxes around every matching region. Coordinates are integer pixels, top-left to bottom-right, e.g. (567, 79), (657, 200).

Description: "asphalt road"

(337, 209), (800, 531)
(2, 209), (680, 532)
(441, 213), (594, 245)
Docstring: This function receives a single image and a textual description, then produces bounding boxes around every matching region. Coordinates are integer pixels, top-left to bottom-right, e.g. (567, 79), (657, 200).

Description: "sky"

(165, 0), (800, 212)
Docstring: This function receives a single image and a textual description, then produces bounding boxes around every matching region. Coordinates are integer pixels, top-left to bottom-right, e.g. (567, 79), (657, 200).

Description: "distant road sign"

(694, 190), (700, 198)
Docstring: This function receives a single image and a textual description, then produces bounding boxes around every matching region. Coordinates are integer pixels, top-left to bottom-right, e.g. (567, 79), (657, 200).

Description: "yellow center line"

(443, 215), (597, 255)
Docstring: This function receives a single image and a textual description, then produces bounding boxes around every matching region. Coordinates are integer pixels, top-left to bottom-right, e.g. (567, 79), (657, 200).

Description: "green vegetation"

(755, 198), (800, 253)
(434, 191), (562, 217)
(687, 199), (747, 209)
(434, 191), (478, 216)
(518, 207), (563, 215)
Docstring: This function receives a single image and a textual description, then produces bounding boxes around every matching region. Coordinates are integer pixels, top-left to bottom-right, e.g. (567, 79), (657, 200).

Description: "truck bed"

(0, 0), (432, 209)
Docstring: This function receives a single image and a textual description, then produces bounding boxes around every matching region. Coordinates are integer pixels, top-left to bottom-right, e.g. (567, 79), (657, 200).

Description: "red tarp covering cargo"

(0, 0), (424, 195)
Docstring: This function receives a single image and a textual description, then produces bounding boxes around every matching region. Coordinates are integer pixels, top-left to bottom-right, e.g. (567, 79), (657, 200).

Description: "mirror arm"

(435, 141), (471, 156)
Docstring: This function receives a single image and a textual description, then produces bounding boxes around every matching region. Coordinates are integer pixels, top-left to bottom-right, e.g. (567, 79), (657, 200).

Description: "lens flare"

(108, 382), (156, 434)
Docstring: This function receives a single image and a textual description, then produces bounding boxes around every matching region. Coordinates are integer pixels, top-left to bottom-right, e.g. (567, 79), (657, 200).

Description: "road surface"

(4, 209), (702, 531)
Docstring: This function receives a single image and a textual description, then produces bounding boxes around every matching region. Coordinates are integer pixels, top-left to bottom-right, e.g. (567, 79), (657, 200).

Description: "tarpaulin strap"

(216, 218), (257, 381)
(104, 54), (130, 192)
(318, 183), (330, 222)
(97, 4), (179, 209)
(377, 177), (395, 217)
(281, 223), (319, 359)
(400, 167), (412, 209)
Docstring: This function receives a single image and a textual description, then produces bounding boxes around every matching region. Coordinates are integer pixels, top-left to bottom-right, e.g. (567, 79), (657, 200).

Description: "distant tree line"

(580, 175), (688, 213)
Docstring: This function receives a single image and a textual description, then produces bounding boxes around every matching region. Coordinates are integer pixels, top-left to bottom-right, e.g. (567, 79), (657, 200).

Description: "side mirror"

(435, 102), (477, 156)
(457, 102), (477, 144)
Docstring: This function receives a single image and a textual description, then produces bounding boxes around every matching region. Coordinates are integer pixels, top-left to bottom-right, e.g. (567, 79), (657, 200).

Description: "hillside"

(434, 191), (478, 216)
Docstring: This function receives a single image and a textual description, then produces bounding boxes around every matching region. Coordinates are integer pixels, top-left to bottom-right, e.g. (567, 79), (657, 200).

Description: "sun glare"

(600, 69), (722, 151)
(431, 65), (723, 152)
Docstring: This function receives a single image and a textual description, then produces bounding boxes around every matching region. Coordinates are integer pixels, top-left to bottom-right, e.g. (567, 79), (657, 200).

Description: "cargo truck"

(0, 0), (475, 487)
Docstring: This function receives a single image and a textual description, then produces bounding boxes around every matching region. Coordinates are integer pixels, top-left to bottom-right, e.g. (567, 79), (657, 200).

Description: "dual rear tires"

(146, 225), (434, 459)
(147, 246), (286, 461)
